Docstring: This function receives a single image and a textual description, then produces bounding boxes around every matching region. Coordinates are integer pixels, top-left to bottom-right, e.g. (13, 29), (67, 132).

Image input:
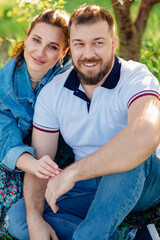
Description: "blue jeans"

(6, 152), (160, 240)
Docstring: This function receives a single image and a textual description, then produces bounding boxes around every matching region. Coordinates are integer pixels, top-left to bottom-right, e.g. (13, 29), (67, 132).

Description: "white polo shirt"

(33, 56), (160, 162)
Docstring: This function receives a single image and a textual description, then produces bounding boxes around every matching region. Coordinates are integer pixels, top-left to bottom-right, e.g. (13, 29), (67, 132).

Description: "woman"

(0, 9), (73, 236)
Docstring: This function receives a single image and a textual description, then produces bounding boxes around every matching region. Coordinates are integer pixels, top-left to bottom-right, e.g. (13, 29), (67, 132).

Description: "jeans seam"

(144, 155), (152, 182)
(57, 191), (96, 202)
(44, 191), (96, 212)
(144, 196), (160, 209)
(43, 215), (78, 229)
(96, 177), (101, 188)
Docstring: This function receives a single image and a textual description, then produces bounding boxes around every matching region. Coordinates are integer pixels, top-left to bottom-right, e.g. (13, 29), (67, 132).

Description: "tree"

(112, 0), (160, 61)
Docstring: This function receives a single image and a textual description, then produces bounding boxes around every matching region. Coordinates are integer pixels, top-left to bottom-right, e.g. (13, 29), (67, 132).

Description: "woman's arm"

(24, 130), (59, 240)
(0, 109), (60, 178)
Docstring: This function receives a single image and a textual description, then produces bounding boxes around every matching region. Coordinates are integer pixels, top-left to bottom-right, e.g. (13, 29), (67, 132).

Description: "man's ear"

(112, 36), (119, 53)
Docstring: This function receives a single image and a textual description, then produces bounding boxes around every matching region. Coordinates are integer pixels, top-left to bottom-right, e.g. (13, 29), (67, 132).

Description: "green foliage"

(0, 0), (67, 65)
(64, 0), (114, 14)
(140, 9), (160, 81)
(141, 43), (160, 80)
(16, 0), (67, 24)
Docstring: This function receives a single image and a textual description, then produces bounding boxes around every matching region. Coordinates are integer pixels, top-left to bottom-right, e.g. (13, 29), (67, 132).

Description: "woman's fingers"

(35, 156), (62, 178)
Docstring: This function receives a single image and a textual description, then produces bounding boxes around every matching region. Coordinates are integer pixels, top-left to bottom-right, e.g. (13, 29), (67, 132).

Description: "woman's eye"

(33, 38), (40, 43)
(49, 45), (57, 50)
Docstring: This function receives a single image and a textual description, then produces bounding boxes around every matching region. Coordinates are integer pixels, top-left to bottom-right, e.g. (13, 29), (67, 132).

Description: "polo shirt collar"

(64, 56), (121, 92)
(101, 56), (121, 89)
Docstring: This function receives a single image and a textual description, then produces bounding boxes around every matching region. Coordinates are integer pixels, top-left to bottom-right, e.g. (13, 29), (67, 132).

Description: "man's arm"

(45, 95), (160, 212)
(24, 130), (59, 240)
(75, 95), (160, 177)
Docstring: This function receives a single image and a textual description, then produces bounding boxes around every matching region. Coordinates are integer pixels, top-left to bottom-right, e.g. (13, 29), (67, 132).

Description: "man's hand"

(28, 217), (59, 240)
(45, 167), (76, 213)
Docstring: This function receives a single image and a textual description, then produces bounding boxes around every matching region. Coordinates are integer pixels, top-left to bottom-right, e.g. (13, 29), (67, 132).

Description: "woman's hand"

(16, 153), (61, 179)
(34, 155), (62, 179)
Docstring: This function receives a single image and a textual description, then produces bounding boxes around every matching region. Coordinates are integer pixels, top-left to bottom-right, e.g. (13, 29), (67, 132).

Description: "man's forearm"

(70, 97), (160, 182)
(69, 123), (159, 183)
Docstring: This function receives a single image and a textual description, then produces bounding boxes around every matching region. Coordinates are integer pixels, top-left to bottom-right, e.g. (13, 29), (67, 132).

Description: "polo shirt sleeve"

(33, 82), (59, 133)
(120, 62), (160, 109)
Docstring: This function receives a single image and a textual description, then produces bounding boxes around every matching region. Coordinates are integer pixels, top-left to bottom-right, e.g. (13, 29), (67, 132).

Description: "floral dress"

(0, 166), (23, 237)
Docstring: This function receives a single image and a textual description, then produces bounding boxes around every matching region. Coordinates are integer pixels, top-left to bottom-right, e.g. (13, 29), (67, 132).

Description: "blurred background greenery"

(0, 0), (159, 80)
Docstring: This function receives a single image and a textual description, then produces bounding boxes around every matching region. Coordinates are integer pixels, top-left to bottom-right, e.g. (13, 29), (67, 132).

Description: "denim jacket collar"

(14, 60), (64, 106)
(14, 61), (35, 104)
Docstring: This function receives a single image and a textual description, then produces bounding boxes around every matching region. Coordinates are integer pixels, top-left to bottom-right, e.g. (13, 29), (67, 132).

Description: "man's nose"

(82, 45), (95, 59)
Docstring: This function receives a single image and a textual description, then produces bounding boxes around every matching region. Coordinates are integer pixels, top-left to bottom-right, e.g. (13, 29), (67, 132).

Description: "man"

(7, 5), (160, 240)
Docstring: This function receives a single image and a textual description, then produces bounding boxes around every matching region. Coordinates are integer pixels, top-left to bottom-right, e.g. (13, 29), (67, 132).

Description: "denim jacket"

(0, 55), (72, 171)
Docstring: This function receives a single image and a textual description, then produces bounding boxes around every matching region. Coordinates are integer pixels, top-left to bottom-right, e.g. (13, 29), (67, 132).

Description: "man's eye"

(95, 42), (103, 45)
(75, 43), (84, 46)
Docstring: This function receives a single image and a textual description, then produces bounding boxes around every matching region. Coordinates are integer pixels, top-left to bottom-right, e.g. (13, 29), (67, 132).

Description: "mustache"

(78, 58), (101, 64)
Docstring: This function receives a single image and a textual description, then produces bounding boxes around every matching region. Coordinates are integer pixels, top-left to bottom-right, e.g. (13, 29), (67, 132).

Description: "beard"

(72, 52), (114, 86)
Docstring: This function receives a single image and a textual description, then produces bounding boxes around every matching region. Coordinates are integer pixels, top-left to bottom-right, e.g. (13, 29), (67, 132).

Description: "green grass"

(1, 233), (16, 240)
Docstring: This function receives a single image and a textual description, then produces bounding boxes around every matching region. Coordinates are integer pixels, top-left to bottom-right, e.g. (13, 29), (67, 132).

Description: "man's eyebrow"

(33, 34), (60, 47)
(72, 37), (106, 42)
(72, 39), (83, 42)
(94, 37), (105, 40)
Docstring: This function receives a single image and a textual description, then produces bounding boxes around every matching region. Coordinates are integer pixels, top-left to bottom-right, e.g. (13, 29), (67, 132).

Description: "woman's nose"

(36, 46), (45, 57)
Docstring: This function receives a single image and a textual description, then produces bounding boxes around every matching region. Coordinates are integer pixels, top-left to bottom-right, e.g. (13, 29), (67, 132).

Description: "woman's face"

(24, 22), (66, 79)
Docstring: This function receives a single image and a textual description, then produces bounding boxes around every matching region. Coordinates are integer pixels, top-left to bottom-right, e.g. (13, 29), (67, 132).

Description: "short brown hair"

(68, 5), (115, 37)
(12, 9), (70, 67)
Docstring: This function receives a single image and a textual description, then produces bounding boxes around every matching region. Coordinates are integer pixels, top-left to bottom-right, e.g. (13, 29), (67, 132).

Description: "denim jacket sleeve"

(0, 109), (35, 171)
(0, 58), (35, 171)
